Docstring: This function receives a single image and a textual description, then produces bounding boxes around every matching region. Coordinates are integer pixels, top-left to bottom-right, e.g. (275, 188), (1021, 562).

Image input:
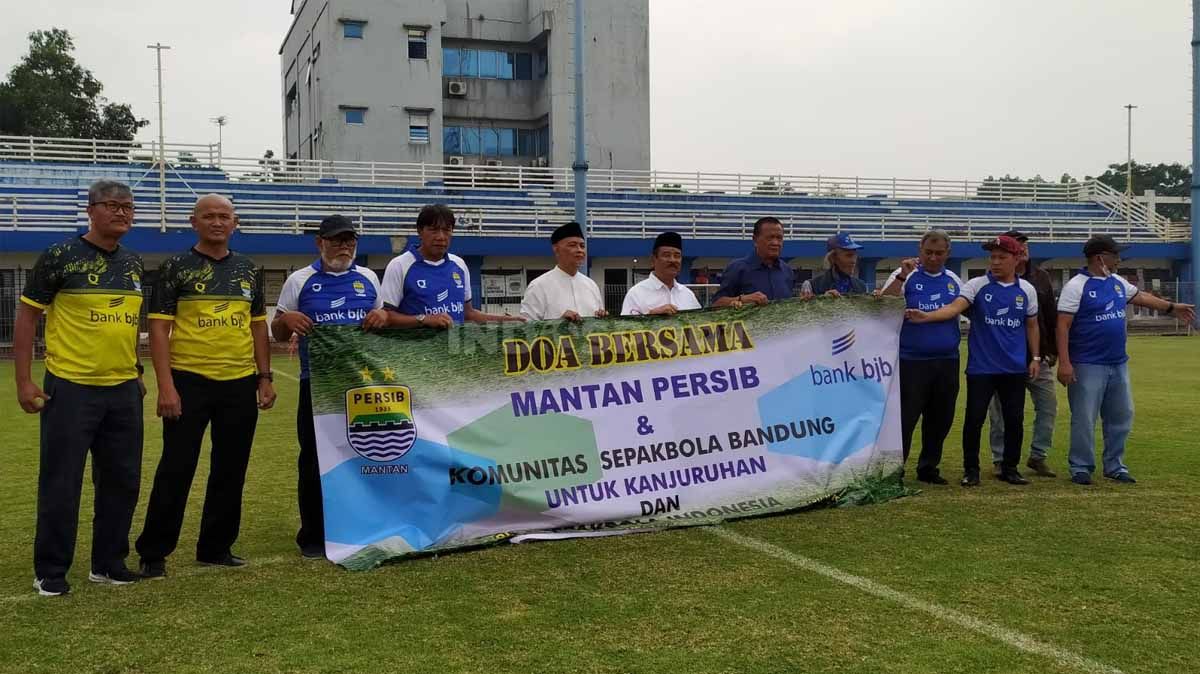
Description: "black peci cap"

(653, 231), (683, 253)
(318, 214), (357, 238)
(551, 221), (585, 244)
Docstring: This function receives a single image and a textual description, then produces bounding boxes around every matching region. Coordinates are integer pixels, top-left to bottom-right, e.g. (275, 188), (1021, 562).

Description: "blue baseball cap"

(826, 232), (864, 251)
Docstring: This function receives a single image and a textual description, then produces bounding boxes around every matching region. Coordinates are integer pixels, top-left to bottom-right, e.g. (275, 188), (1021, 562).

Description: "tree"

(1091, 161), (1191, 221)
(751, 179), (795, 196)
(0, 28), (147, 141)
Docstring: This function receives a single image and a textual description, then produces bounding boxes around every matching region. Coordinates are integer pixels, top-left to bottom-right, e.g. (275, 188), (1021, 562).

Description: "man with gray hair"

(15, 180), (146, 595)
(136, 194), (276, 578)
(880, 229), (963, 484)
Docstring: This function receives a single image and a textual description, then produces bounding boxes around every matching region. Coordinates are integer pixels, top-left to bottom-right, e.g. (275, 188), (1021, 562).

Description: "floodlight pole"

(148, 42), (171, 232)
(210, 115), (228, 167)
(1125, 103), (1136, 231)
(1192, 1), (1200, 315)
(572, 0), (589, 245)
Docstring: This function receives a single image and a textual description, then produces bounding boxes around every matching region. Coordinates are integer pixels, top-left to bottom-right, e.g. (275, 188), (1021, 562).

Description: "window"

(480, 128), (499, 156)
(460, 49), (477, 77)
(342, 21), (365, 39)
(409, 112), (430, 144)
(285, 84), (298, 118)
(460, 127), (480, 154)
(443, 47), (460, 76)
(312, 42), (321, 62)
(407, 28), (428, 59)
(343, 108), (365, 124)
(515, 53), (532, 80)
(537, 48), (548, 78)
(499, 53), (515, 80)
(443, 126), (461, 154)
(498, 128), (516, 156)
(517, 129), (534, 157)
(478, 50), (498, 79)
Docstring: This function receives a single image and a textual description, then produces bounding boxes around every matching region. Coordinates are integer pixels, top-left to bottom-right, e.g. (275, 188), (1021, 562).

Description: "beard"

(322, 253), (354, 272)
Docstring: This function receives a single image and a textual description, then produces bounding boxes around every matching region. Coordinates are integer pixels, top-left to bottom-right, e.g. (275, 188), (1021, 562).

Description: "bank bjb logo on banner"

(345, 385), (418, 462)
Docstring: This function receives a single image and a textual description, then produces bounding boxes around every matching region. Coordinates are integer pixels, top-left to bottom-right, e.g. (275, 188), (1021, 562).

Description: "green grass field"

(1, 337), (1197, 674)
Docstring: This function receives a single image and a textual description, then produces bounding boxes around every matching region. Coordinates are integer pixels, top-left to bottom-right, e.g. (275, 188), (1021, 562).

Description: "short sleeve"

(1057, 276), (1085, 314)
(946, 270), (965, 289)
(274, 270), (303, 315)
(884, 268), (906, 292)
(711, 262), (742, 301)
(621, 287), (642, 316)
(20, 247), (62, 309)
(959, 276), (987, 304)
(519, 282), (545, 320)
(360, 268), (384, 310)
(1116, 274), (1139, 301)
(250, 267), (267, 319)
(380, 255), (407, 309)
(148, 258), (179, 319)
(1019, 279), (1038, 316)
(452, 255), (473, 303)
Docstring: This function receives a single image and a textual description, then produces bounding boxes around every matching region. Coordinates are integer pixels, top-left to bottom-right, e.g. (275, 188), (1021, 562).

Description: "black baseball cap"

(1001, 229), (1029, 243)
(1082, 234), (1129, 257)
(318, 214), (357, 238)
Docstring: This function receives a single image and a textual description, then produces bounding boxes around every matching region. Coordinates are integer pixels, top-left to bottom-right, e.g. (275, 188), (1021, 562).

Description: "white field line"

(1, 555), (293, 606)
(707, 526), (1124, 674)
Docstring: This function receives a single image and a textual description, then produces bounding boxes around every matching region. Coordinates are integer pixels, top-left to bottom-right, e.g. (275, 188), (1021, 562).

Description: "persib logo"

(831, 329), (855, 356)
(345, 385), (417, 462)
(353, 280), (367, 296)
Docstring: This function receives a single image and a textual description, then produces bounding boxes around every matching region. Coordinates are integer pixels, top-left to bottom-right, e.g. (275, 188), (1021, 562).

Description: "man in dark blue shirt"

(711, 217), (796, 308)
(802, 233), (868, 297)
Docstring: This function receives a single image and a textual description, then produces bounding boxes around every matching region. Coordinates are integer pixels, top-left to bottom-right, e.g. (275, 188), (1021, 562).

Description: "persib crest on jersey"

(452, 271), (464, 289)
(345, 385), (417, 462)
(353, 280), (367, 296)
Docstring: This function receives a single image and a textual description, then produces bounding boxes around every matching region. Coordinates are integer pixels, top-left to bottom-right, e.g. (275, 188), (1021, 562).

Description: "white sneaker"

(34, 577), (70, 596)
(88, 570), (139, 585)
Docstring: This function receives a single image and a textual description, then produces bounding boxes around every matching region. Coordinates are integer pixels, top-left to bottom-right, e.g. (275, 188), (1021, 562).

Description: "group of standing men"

(14, 183), (1194, 596)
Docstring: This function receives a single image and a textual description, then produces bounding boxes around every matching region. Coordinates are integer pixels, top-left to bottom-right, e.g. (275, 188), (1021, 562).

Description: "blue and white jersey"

(380, 250), (472, 324)
(886, 266), (964, 360)
(1057, 270), (1138, 365)
(274, 261), (383, 379)
(959, 274), (1038, 375)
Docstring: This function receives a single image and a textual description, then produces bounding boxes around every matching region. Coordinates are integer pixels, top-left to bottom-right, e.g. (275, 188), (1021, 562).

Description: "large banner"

(309, 297), (904, 570)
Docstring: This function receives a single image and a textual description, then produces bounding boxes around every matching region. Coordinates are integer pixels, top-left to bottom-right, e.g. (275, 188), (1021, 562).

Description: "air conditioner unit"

(448, 155), (465, 166)
(534, 157), (549, 168)
(485, 159), (503, 167)
(447, 80), (467, 97)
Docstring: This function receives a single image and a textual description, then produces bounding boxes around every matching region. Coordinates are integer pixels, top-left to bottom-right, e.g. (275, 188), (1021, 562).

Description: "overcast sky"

(0, 1), (1192, 180)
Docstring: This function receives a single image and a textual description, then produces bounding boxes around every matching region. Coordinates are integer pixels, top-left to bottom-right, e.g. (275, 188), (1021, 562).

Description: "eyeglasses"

(91, 201), (136, 215)
(321, 236), (358, 248)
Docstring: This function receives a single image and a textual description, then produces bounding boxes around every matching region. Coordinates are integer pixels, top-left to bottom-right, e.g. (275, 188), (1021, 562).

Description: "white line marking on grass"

(707, 527), (1124, 674)
(0, 555), (293, 606)
(274, 369), (299, 382)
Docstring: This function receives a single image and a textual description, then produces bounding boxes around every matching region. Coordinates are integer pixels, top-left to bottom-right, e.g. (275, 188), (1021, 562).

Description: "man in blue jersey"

(906, 235), (1040, 487)
(880, 229), (963, 484)
(1056, 235), (1194, 485)
(381, 204), (525, 328)
(271, 214), (388, 558)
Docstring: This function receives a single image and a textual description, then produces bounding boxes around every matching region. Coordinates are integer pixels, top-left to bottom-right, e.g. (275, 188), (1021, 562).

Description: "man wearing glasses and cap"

(1057, 235), (1195, 485)
(621, 231), (701, 316)
(271, 214), (389, 559)
(987, 230), (1059, 479)
(521, 221), (607, 321)
(801, 232), (868, 298)
(906, 235), (1040, 487)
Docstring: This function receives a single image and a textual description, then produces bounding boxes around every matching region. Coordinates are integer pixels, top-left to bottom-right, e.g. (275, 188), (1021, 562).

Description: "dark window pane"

(344, 109), (365, 124)
(537, 48), (548, 78)
(443, 48), (460, 75)
(479, 51), (498, 78)
(444, 126), (461, 154)
(515, 53), (533, 80)
(343, 22), (364, 39)
(408, 41), (427, 59)
(500, 53), (515, 80)
(461, 127), (480, 154)
(460, 49), (477, 77)
(481, 128), (499, 155)
(517, 129), (533, 156)
(499, 128), (516, 156)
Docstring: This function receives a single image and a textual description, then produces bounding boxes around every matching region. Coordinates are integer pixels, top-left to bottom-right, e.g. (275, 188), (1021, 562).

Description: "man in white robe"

(520, 221), (608, 321)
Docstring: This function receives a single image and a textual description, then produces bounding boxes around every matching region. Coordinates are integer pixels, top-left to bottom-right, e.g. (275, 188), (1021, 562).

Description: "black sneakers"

(299, 544), (325, 560)
(139, 559), (167, 580)
(88, 566), (141, 585)
(998, 470), (1031, 485)
(197, 553), (247, 567)
(1105, 471), (1137, 484)
(960, 473), (981, 487)
(1071, 472), (1093, 485)
(917, 473), (949, 485)
(33, 577), (70, 596)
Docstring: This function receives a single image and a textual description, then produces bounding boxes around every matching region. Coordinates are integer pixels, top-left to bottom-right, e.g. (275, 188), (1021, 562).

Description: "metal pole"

(210, 115), (228, 168)
(1192, 2), (1200, 312)
(572, 0), (589, 232)
(148, 42), (171, 231)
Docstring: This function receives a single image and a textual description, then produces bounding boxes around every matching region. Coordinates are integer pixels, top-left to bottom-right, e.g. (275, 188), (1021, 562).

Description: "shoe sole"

(88, 572), (137, 585)
(197, 560), (247, 568)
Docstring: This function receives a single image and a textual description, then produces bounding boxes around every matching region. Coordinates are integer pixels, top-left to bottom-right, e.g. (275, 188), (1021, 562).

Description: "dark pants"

(136, 370), (258, 562)
(963, 373), (1026, 476)
(296, 378), (324, 550)
(899, 358), (960, 478)
(35, 372), (143, 580)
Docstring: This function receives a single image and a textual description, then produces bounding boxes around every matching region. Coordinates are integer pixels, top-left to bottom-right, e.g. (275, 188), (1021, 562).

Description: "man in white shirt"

(520, 221), (608, 321)
(621, 231), (701, 316)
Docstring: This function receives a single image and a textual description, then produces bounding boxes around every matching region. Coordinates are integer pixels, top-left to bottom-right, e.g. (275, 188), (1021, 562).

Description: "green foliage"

(1091, 161), (1192, 221)
(0, 28), (147, 140)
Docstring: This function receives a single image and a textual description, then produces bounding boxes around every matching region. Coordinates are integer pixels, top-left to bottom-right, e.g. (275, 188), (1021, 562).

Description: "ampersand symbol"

(636, 416), (654, 436)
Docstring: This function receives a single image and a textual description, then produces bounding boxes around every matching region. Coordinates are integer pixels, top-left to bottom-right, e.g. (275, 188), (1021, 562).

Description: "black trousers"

(899, 358), (960, 478)
(296, 379), (324, 549)
(35, 372), (143, 580)
(963, 373), (1026, 475)
(136, 370), (258, 562)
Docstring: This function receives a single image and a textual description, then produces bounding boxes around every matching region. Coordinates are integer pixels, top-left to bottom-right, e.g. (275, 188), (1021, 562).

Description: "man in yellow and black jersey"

(14, 179), (146, 596)
(136, 193), (276, 577)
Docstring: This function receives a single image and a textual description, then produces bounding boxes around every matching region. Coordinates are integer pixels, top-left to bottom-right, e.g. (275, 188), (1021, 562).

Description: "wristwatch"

(416, 314), (427, 324)
(257, 371), (274, 382)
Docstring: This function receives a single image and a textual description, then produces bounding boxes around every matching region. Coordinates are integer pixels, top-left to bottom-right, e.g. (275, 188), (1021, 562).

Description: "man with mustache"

(271, 214), (388, 559)
(710, 216), (795, 308)
(621, 231), (700, 316)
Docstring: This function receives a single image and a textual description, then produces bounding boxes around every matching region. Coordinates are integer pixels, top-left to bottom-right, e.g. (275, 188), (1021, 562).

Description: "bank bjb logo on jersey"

(345, 385), (417, 462)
